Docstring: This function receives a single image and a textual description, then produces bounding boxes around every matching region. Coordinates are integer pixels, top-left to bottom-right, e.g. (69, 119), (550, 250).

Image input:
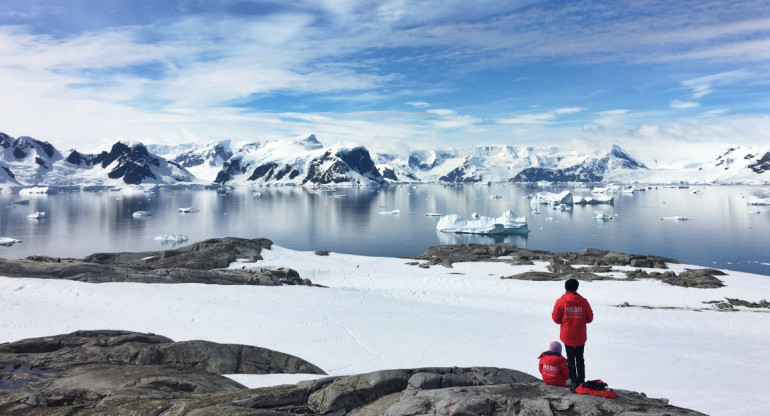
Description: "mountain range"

(1, 131), (768, 190)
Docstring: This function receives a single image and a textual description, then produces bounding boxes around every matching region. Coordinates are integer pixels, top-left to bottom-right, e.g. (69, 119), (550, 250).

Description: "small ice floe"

(489, 194), (502, 199)
(621, 185), (635, 193)
(132, 211), (152, 218)
(379, 210), (400, 215)
(154, 234), (188, 243)
(691, 190), (703, 195)
(19, 186), (49, 195)
(592, 211), (613, 220)
(661, 216), (690, 221)
(544, 217), (553, 221)
(0, 237), (22, 246)
(178, 207), (199, 213)
(748, 210), (761, 214)
(531, 191), (573, 205)
(253, 191), (261, 196)
(746, 196), (770, 206)
(27, 211), (46, 219)
(471, 212), (480, 219)
(425, 213), (442, 216)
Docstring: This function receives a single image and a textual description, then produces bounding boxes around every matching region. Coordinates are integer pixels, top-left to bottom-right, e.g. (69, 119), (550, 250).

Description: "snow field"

(1, 246), (769, 415)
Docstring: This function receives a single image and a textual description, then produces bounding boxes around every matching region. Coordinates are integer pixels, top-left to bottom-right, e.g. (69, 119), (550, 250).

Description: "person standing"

(552, 278), (593, 386)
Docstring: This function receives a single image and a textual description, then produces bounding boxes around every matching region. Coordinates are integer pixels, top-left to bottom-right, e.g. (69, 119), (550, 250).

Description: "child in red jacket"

(538, 341), (570, 387)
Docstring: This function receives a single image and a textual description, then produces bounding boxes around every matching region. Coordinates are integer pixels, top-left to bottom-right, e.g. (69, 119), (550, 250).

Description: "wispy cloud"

(680, 70), (752, 100)
(498, 107), (584, 125)
(670, 100), (700, 109)
(407, 101), (431, 108)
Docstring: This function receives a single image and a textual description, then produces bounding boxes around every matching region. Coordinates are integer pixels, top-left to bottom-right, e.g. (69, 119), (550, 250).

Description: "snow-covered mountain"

(2, 130), (769, 190)
(510, 144), (648, 183)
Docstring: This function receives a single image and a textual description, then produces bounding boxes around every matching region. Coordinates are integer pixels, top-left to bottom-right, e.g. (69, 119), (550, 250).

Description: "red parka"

(552, 291), (593, 347)
(538, 351), (570, 386)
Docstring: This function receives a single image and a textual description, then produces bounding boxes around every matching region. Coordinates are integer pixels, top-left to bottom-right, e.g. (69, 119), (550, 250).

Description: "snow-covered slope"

(212, 134), (386, 187)
(165, 141), (236, 183)
(0, 133), (63, 186)
(511, 144), (648, 183)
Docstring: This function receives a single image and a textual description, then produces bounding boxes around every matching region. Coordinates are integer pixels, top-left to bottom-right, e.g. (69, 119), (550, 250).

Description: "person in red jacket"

(552, 278), (593, 386)
(538, 341), (570, 387)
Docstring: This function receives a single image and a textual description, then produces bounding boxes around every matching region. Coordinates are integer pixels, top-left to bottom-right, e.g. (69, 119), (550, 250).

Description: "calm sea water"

(1, 184), (769, 276)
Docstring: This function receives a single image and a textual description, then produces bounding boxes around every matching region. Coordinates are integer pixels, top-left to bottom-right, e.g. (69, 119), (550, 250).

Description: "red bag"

(574, 379), (616, 399)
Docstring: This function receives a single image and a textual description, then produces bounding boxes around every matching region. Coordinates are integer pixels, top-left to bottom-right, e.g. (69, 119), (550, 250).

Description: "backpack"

(574, 379), (617, 399)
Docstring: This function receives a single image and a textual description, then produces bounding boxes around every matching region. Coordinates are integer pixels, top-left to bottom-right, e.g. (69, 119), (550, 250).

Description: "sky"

(1, 0), (770, 165)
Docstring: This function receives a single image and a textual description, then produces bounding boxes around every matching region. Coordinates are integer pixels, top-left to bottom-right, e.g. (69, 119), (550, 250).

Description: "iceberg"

(591, 187), (608, 194)
(436, 214), (506, 235)
(178, 207), (199, 213)
(661, 216), (690, 221)
(425, 212), (442, 216)
(573, 195), (614, 205)
(489, 194), (502, 199)
(530, 191), (573, 205)
(27, 211), (46, 219)
(19, 187), (49, 195)
(379, 210), (400, 215)
(495, 210), (528, 230)
(592, 211), (613, 220)
(132, 211), (152, 218)
(0, 237), (22, 246)
(746, 196), (770, 206)
(154, 234), (189, 243)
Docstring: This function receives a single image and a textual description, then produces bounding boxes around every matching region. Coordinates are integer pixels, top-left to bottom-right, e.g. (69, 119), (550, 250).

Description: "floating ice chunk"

(27, 211), (46, 219)
(154, 234), (189, 243)
(495, 210), (528, 230)
(178, 207), (199, 213)
(531, 191), (573, 205)
(591, 187), (608, 194)
(489, 194), (502, 199)
(379, 210), (400, 215)
(621, 185), (635, 193)
(471, 212), (480, 219)
(593, 211), (613, 220)
(436, 214), (506, 235)
(0, 237), (22, 246)
(132, 211), (152, 218)
(19, 187), (49, 195)
(748, 210), (761, 214)
(425, 213), (442, 216)
(661, 216), (690, 221)
(746, 196), (770, 206)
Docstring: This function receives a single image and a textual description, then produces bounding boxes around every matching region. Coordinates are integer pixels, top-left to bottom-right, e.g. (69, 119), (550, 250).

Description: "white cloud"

(680, 70), (751, 100)
(670, 100), (700, 109)
(426, 109), (456, 116)
(406, 101), (430, 108)
(597, 109), (630, 116)
(498, 107), (585, 125)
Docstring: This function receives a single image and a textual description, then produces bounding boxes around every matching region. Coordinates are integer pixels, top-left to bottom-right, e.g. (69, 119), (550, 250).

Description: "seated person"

(538, 341), (570, 387)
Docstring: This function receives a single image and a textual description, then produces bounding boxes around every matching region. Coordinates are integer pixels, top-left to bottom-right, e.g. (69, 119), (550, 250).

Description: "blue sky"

(1, 0), (769, 164)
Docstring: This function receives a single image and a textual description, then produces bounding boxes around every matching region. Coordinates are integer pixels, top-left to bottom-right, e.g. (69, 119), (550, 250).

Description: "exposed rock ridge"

(0, 237), (316, 286)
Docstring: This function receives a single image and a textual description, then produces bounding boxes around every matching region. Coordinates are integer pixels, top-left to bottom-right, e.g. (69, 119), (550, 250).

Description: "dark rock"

(314, 251), (330, 256)
(0, 238), (315, 287)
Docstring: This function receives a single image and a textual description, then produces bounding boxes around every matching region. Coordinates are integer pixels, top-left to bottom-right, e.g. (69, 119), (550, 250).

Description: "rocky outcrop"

(414, 243), (725, 288)
(0, 237), (316, 286)
(0, 330), (325, 414)
(0, 352), (702, 415)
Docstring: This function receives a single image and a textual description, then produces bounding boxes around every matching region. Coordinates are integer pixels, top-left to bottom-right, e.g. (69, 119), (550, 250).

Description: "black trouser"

(565, 344), (585, 385)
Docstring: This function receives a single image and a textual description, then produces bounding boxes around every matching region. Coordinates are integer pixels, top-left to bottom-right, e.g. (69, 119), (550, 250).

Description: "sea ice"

(746, 196), (770, 206)
(661, 216), (690, 221)
(530, 191), (573, 205)
(132, 211), (152, 218)
(495, 210), (528, 230)
(489, 194), (502, 199)
(178, 207), (199, 213)
(19, 187), (49, 195)
(0, 237), (22, 246)
(425, 213), (442, 216)
(592, 211), (612, 220)
(436, 214), (506, 235)
(379, 210), (400, 215)
(27, 211), (46, 219)
(154, 234), (189, 243)
(574, 195), (614, 205)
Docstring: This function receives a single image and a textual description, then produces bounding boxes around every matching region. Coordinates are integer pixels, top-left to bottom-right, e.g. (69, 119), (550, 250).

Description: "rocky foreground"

(0, 331), (704, 415)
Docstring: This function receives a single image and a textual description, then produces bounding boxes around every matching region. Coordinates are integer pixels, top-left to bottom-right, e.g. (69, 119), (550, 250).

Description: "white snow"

(531, 191), (573, 205)
(153, 234), (189, 243)
(1, 246), (769, 415)
(746, 196), (770, 206)
(0, 237), (22, 246)
(132, 211), (152, 218)
(26, 211), (46, 219)
(573, 195), (614, 205)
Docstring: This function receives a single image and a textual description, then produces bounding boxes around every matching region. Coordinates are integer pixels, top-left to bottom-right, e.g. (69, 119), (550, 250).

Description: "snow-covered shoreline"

(1, 245), (769, 415)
